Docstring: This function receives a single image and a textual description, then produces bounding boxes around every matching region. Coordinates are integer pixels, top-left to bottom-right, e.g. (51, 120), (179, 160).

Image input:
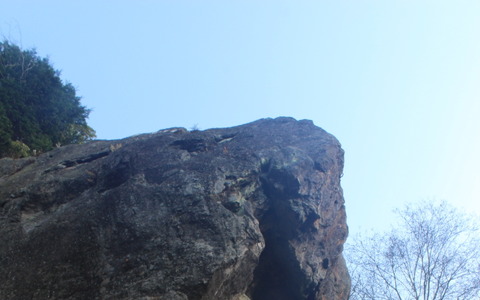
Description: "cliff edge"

(0, 117), (350, 299)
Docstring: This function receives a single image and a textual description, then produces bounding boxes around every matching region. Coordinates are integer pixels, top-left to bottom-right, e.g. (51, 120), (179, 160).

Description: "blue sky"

(1, 1), (479, 236)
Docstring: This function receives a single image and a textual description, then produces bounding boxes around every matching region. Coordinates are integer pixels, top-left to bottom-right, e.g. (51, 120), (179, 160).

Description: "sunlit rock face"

(0, 117), (350, 300)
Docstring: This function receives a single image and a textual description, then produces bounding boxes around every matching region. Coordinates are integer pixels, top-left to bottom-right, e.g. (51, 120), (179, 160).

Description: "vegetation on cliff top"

(0, 40), (95, 158)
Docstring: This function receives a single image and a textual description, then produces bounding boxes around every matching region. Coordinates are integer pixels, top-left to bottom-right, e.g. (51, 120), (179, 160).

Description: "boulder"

(0, 117), (350, 299)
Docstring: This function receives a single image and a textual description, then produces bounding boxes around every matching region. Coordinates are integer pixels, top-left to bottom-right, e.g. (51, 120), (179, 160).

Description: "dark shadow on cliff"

(250, 232), (316, 300)
(249, 166), (317, 300)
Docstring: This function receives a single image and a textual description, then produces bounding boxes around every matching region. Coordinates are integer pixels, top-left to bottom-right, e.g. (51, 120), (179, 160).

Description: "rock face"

(0, 117), (350, 300)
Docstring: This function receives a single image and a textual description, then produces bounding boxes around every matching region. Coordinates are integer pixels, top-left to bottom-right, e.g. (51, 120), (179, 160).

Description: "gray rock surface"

(0, 117), (350, 299)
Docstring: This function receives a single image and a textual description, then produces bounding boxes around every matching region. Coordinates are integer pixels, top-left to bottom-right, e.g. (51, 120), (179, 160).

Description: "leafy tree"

(0, 40), (95, 158)
(346, 201), (480, 300)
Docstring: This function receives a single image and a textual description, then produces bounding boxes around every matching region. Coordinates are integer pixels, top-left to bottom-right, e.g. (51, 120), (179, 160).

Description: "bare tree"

(346, 201), (480, 300)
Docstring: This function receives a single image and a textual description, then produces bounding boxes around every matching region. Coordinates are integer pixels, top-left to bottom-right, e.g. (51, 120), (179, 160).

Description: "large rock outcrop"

(0, 117), (350, 300)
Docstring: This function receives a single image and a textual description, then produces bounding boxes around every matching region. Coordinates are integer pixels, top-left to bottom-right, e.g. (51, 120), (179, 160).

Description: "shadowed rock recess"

(0, 117), (350, 300)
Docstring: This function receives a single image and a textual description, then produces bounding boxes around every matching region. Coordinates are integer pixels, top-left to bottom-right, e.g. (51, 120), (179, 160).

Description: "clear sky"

(1, 1), (479, 236)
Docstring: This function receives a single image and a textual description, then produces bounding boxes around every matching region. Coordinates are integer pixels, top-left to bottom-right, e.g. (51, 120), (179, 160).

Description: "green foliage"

(0, 40), (95, 158)
(8, 140), (31, 158)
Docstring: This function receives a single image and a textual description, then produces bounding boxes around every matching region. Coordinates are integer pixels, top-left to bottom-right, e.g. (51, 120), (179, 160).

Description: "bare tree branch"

(346, 201), (480, 300)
